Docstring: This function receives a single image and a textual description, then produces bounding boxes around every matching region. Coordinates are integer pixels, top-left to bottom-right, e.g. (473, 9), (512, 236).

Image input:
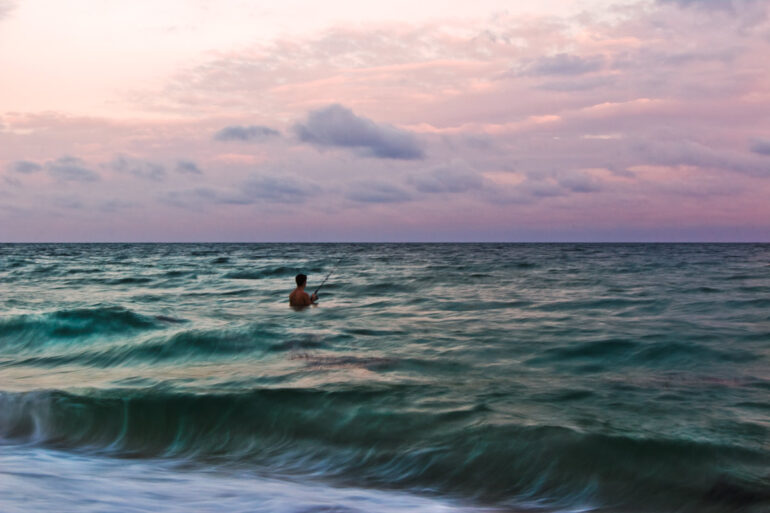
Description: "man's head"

(295, 273), (307, 287)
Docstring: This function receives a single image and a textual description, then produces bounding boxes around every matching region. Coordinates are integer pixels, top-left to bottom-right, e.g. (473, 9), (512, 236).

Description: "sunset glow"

(1, 0), (769, 241)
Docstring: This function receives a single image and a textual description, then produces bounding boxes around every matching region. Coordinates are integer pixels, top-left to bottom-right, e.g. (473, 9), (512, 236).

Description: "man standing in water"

(289, 273), (317, 308)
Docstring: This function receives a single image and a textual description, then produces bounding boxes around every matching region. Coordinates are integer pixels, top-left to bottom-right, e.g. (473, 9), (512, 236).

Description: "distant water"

(0, 243), (768, 513)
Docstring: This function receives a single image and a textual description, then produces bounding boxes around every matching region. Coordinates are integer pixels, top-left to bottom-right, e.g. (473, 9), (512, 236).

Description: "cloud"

(486, 167), (611, 203)
(346, 182), (412, 203)
(100, 200), (134, 212)
(410, 162), (483, 193)
(214, 125), (280, 142)
(0, 1), (15, 21)
(293, 104), (424, 160)
(3, 175), (21, 187)
(166, 175), (312, 208)
(657, 0), (765, 11)
(750, 138), (770, 156)
(9, 160), (42, 174)
(46, 156), (100, 182)
(537, 75), (615, 92)
(518, 179), (567, 199)
(52, 196), (84, 210)
(176, 160), (202, 174)
(634, 140), (770, 177)
(236, 176), (311, 203)
(108, 155), (165, 181)
(522, 53), (604, 76)
(557, 172), (603, 193)
(3, 5), (770, 242)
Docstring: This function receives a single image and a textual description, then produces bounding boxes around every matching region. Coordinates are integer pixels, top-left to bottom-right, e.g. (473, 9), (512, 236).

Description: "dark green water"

(0, 243), (768, 513)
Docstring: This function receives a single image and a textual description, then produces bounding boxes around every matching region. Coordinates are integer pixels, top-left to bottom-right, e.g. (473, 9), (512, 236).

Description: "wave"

(181, 288), (254, 297)
(224, 265), (327, 280)
(224, 266), (302, 280)
(65, 267), (103, 275)
(0, 388), (767, 511)
(348, 282), (415, 294)
(527, 338), (761, 368)
(532, 297), (659, 312)
(103, 276), (154, 285)
(442, 299), (532, 312)
(0, 445), (483, 513)
(163, 270), (197, 278)
(0, 307), (160, 349)
(30, 264), (59, 275)
(4, 327), (280, 367)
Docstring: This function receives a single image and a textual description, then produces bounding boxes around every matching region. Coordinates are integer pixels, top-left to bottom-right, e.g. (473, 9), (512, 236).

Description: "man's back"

(289, 273), (316, 308)
(289, 288), (312, 307)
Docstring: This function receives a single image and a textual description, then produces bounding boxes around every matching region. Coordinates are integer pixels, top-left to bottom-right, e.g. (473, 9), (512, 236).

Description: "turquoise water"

(0, 243), (768, 512)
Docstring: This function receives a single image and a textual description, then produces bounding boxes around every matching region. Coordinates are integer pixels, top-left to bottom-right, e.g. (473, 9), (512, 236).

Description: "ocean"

(0, 243), (767, 513)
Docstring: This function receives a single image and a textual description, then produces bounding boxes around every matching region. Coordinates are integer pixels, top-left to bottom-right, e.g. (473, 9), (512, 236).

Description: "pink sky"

(1, 0), (769, 241)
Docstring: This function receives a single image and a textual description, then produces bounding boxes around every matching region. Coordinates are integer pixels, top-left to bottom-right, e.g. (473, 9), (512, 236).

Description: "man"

(289, 273), (317, 308)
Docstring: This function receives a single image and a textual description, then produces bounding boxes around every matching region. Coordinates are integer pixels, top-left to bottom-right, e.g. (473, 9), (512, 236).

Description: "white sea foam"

(0, 445), (496, 513)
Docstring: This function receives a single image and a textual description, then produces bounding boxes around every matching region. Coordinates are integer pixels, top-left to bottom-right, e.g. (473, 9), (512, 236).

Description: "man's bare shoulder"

(289, 289), (311, 307)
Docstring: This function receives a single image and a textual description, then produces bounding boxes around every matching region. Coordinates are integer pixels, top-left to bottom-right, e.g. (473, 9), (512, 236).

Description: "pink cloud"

(2, 1), (770, 240)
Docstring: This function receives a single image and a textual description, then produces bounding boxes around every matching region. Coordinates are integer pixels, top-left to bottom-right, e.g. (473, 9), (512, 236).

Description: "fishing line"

(313, 253), (345, 297)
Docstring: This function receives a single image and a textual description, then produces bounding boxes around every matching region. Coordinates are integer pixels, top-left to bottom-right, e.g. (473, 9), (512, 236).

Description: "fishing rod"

(313, 254), (345, 298)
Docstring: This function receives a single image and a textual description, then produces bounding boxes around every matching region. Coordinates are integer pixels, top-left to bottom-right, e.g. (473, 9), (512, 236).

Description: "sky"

(1, 0), (769, 242)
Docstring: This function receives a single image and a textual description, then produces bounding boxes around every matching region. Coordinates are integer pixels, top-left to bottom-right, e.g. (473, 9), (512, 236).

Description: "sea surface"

(0, 243), (768, 513)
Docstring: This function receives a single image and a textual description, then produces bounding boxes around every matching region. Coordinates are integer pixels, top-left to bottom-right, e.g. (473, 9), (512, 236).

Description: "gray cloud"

(236, 176), (310, 203)
(176, 160), (203, 174)
(486, 168), (608, 205)
(523, 53), (604, 76)
(346, 182), (412, 203)
(0, 1), (16, 20)
(634, 140), (770, 177)
(166, 175), (312, 208)
(214, 125), (280, 142)
(46, 156), (100, 182)
(484, 179), (562, 205)
(109, 155), (165, 181)
(537, 75), (615, 92)
(750, 138), (770, 156)
(410, 162), (483, 193)
(162, 190), (204, 210)
(4, 175), (21, 187)
(658, 0), (765, 11)
(100, 200), (134, 212)
(558, 173), (603, 193)
(52, 197), (84, 210)
(9, 160), (42, 174)
(294, 104), (424, 160)
(520, 179), (567, 198)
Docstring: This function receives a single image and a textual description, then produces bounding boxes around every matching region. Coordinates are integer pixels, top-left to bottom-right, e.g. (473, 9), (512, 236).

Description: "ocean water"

(0, 243), (768, 513)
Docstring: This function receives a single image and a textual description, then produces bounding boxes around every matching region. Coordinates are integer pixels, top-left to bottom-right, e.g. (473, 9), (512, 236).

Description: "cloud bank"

(46, 157), (100, 182)
(1, 0), (769, 241)
(9, 160), (42, 174)
(176, 160), (202, 174)
(750, 138), (770, 156)
(410, 162), (483, 194)
(0, 1), (15, 21)
(294, 104), (424, 160)
(521, 53), (604, 77)
(214, 125), (280, 142)
(109, 155), (165, 181)
(346, 182), (412, 203)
